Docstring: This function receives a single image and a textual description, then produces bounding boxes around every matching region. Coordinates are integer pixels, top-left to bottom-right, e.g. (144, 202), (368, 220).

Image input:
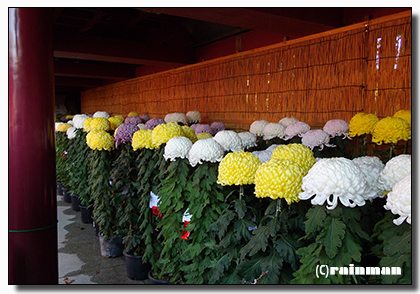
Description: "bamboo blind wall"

(81, 11), (411, 131)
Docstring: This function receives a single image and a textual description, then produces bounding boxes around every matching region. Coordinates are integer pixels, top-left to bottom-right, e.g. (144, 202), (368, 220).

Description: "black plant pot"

(62, 189), (71, 203)
(98, 233), (123, 258)
(147, 270), (171, 284)
(56, 182), (64, 196)
(79, 205), (93, 224)
(124, 253), (151, 280)
(71, 195), (81, 211)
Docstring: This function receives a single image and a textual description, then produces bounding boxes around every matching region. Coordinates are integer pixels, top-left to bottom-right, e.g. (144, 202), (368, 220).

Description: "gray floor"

(57, 194), (152, 285)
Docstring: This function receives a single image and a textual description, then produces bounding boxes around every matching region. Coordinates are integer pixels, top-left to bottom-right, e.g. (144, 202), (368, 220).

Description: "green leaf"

(384, 230), (411, 256)
(304, 205), (327, 235)
(234, 198), (246, 219)
(275, 234), (300, 270)
(316, 216), (346, 259)
(209, 254), (231, 283)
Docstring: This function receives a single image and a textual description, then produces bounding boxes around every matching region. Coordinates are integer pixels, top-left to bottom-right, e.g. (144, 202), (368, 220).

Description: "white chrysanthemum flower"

(266, 144), (282, 152)
(55, 122), (63, 131)
(249, 120), (269, 136)
(213, 130), (243, 152)
(301, 129), (336, 150)
(378, 154), (411, 192)
(188, 138), (225, 167)
(252, 150), (272, 163)
(186, 110), (202, 124)
(323, 119), (350, 139)
(163, 136), (193, 161)
(137, 123), (146, 129)
(299, 157), (375, 210)
(164, 112), (188, 125)
(262, 123), (286, 140)
(72, 114), (89, 129)
(93, 111), (110, 119)
(352, 156), (385, 200)
(279, 117), (299, 127)
(284, 121), (310, 140)
(384, 173), (411, 225)
(66, 126), (77, 139)
(238, 132), (257, 150)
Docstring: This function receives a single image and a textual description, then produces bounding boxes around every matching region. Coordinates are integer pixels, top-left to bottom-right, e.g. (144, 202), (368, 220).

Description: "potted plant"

(55, 123), (72, 201)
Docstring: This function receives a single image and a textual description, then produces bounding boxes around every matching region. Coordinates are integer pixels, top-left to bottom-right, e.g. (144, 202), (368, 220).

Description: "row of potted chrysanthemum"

(55, 109), (411, 284)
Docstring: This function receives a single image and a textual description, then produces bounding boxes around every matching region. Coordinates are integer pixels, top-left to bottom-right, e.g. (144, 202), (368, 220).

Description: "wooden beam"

(54, 60), (135, 79)
(54, 76), (108, 88)
(139, 8), (337, 37)
(53, 31), (194, 67)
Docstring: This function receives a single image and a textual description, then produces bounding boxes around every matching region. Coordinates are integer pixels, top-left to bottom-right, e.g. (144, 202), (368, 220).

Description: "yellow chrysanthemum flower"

(348, 112), (379, 137)
(65, 114), (74, 119)
(83, 117), (94, 132)
(114, 114), (125, 121)
(127, 111), (139, 117)
(393, 109), (411, 128)
(109, 116), (124, 131)
(90, 117), (110, 131)
(56, 123), (72, 132)
(151, 122), (183, 148)
(181, 125), (198, 143)
(372, 116), (411, 145)
(271, 143), (315, 175)
(132, 129), (155, 150)
(254, 159), (304, 204)
(197, 132), (213, 140)
(217, 151), (261, 186)
(86, 130), (114, 151)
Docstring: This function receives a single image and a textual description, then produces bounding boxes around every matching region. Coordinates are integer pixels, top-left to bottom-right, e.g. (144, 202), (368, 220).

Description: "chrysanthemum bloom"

(217, 151), (261, 186)
(163, 136), (193, 161)
(384, 173), (411, 225)
(352, 156), (385, 200)
(193, 124), (213, 135)
(72, 114), (89, 129)
(254, 159), (304, 204)
(348, 113), (379, 137)
(83, 117), (94, 132)
(283, 121), (311, 140)
(151, 122), (183, 148)
(127, 111), (139, 117)
(145, 118), (165, 130)
(271, 143), (316, 175)
(186, 110), (202, 124)
(262, 123), (286, 140)
(299, 157), (374, 210)
(66, 126), (77, 139)
(323, 119), (350, 139)
(197, 132), (213, 140)
(55, 122), (63, 130)
(86, 130), (114, 151)
(238, 132), (257, 150)
(56, 123), (72, 132)
(279, 117), (299, 127)
(93, 111), (110, 119)
(210, 122), (226, 135)
(164, 112), (188, 125)
(249, 120), (269, 136)
(393, 109), (411, 128)
(371, 116), (411, 145)
(181, 125), (198, 143)
(90, 117), (110, 131)
(132, 129), (155, 150)
(252, 150), (271, 163)
(378, 154), (411, 192)
(213, 130), (243, 152)
(114, 114), (125, 121)
(140, 114), (150, 122)
(108, 116), (124, 131)
(124, 116), (142, 125)
(137, 123), (146, 129)
(188, 138), (225, 167)
(114, 123), (140, 148)
(301, 129), (336, 150)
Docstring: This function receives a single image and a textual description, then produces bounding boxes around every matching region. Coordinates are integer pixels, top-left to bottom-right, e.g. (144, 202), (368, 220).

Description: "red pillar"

(9, 8), (58, 284)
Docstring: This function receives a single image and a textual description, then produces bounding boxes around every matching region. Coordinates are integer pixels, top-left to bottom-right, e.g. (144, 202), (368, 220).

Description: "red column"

(9, 8), (58, 284)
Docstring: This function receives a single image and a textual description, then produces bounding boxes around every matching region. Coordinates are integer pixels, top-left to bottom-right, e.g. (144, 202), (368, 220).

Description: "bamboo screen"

(81, 11), (411, 131)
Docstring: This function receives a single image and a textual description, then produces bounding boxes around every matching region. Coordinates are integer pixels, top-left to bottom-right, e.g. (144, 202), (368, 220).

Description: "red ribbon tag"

(152, 206), (162, 219)
(181, 221), (190, 240)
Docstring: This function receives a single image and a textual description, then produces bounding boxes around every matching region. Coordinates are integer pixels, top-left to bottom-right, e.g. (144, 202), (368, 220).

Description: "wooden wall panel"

(81, 11), (411, 131)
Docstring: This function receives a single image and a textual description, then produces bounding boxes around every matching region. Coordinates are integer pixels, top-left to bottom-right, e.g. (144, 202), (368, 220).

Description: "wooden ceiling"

(53, 7), (411, 98)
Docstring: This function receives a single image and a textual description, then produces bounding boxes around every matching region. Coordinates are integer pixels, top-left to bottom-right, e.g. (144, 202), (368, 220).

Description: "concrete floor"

(57, 193), (152, 285)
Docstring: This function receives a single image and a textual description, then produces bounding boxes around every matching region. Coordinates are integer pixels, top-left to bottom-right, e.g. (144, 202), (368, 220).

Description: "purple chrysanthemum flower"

(194, 124), (213, 135)
(140, 114), (150, 122)
(145, 118), (165, 130)
(210, 122), (226, 135)
(125, 116), (142, 125)
(114, 123), (140, 148)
